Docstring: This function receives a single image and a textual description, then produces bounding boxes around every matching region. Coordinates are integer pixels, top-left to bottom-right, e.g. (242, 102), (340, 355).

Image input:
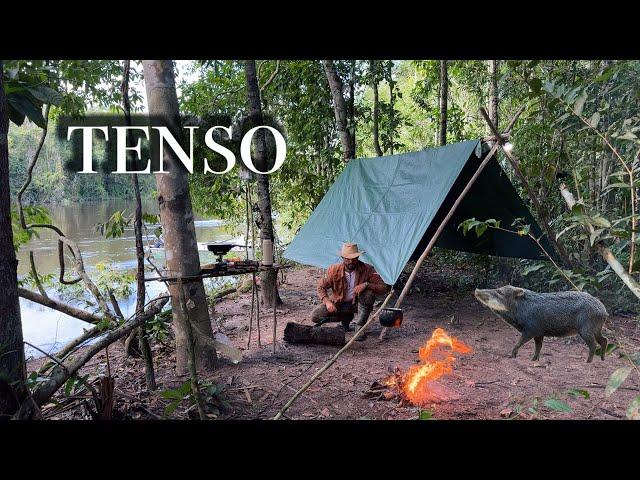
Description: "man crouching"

(312, 242), (391, 341)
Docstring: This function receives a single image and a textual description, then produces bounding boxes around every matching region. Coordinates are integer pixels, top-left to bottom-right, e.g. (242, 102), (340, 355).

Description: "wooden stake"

(247, 272), (255, 349)
(273, 285), (277, 354)
(256, 277), (261, 347)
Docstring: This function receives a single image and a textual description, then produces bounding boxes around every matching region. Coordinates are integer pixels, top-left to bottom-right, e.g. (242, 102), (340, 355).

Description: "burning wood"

(367, 328), (471, 406)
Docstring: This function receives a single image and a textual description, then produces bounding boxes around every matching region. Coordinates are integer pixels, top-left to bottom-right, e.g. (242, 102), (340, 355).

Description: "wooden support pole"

(394, 139), (500, 306)
(273, 290), (277, 354)
(247, 272), (255, 349)
(256, 275), (261, 346)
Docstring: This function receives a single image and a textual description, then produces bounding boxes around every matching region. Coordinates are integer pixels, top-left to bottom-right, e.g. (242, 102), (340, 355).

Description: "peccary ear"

(514, 287), (525, 298)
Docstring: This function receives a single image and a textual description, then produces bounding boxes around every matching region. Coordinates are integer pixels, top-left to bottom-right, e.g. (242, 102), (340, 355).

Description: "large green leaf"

(567, 389), (590, 400)
(26, 85), (63, 106)
(7, 103), (26, 126)
(606, 367), (632, 397)
(590, 216), (611, 229)
(544, 399), (572, 413)
(573, 91), (588, 116)
(627, 396), (640, 420)
(6, 93), (45, 128)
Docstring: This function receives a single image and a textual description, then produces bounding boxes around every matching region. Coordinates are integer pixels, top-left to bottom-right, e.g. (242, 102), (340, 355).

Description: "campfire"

(368, 328), (472, 406)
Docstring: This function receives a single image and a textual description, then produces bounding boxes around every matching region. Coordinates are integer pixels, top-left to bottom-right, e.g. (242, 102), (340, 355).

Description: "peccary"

(474, 285), (608, 363)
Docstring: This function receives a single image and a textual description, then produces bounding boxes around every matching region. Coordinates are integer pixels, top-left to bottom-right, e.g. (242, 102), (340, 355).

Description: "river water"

(17, 199), (236, 359)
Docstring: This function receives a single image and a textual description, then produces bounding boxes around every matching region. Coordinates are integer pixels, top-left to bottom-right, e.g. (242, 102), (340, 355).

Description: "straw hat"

(338, 242), (365, 259)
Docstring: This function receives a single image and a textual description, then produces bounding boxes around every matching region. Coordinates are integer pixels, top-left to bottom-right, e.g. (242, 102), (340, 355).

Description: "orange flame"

(401, 328), (471, 405)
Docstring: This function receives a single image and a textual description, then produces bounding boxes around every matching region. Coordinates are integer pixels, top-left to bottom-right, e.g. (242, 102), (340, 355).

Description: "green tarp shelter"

(283, 139), (554, 286)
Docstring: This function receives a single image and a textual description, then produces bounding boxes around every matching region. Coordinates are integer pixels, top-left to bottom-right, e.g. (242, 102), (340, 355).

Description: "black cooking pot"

(379, 308), (403, 328)
(206, 242), (236, 255)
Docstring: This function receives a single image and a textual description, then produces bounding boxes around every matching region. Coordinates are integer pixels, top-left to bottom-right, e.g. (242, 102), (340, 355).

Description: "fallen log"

(283, 322), (346, 347)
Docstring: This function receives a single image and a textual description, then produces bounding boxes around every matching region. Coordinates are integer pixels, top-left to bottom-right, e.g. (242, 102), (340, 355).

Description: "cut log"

(283, 322), (346, 347)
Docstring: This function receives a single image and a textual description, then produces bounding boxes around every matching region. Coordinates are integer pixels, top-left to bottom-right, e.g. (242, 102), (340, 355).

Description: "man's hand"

(324, 299), (337, 314)
(353, 282), (369, 296)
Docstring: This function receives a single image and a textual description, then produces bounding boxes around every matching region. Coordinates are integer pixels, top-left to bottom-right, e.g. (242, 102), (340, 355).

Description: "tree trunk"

(122, 60), (155, 389)
(142, 60), (217, 374)
(322, 60), (355, 161)
(438, 60), (448, 146)
(488, 60), (499, 132)
(0, 61), (27, 417)
(244, 60), (282, 309)
(371, 60), (383, 157)
(388, 61), (395, 155)
(348, 60), (356, 155)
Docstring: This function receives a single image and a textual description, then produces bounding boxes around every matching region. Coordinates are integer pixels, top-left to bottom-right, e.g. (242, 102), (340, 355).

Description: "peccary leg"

(580, 332), (597, 363)
(595, 332), (608, 361)
(532, 336), (544, 361)
(510, 333), (533, 358)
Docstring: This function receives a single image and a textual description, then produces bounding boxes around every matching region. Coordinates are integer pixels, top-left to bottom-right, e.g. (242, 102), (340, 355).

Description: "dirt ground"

(33, 261), (640, 420)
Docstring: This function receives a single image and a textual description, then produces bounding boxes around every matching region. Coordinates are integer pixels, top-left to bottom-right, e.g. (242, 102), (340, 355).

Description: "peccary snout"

(474, 285), (609, 363)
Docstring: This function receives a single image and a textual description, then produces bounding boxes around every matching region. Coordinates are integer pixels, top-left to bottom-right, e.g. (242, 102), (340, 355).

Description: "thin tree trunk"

(488, 60), (499, 132)
(122, 60), (155, 389)
(371, 60), (383, 156)
(438, 60), (448, 146)
(631, 150), (640, 273)
(348, 60), (356, 155)
(322, 60), (355, 161)
(142, 60), (217, 374)
(0, 60), (27, 417)
(244, 60), (282, 309)
(388, 61), (395, 155)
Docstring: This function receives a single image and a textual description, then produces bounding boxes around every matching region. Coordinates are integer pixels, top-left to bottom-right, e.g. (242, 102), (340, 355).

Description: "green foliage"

(3, 61), (62, 128)
(605, 367), (633, 397)
(543, 398), (573, 413)
(508, 389), (588, 419)
(96, 209), (132, 238)
(161, 381), (193, 417)
(458, 217), (501, 238)
(627, 396), (640, 420)
(419, 409), (434, 420)
(146, 309), (173, 344)
(160, 379), (227, 418)
(93, 262), (136, 299)
(11, 205), (51, 252)
(566, 389), (590, 400)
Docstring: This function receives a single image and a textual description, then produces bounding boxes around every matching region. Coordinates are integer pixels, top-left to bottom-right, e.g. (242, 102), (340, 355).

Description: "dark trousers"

(311, 290), (376, 327)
